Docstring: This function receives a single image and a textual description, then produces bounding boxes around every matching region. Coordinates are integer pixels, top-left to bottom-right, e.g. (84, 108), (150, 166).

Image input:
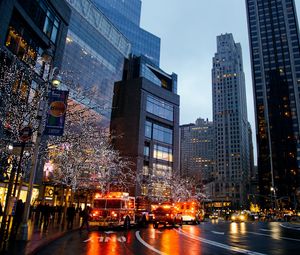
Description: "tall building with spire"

(212, 33), (251, 208)
(246, 0), (300, 208)
(92, 0), (161, 66)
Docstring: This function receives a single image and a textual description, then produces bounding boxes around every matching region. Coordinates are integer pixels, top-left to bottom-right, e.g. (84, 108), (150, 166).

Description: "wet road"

(38, 221), (300, 255)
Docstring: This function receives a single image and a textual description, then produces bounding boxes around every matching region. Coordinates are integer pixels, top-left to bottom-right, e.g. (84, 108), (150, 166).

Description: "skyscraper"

(180, 118), (214, 184)
(92, 0), (161, 66)
(110, 56), (179, 199)
(62, 0), (131, 126)
(246, 0), (300, 208)
(212, 33), (251, 208)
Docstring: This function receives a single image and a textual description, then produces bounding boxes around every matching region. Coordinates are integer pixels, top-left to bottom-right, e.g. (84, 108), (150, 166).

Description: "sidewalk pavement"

(1, 215), (81, 255)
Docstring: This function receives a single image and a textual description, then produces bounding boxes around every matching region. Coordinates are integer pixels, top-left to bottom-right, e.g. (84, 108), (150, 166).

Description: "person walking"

(80, 206), (90, 232)
(11, 199), (24, 236)
(67, 204), (76, 229)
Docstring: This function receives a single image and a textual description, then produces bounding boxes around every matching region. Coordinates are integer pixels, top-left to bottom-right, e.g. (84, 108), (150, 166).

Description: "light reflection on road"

(86, 232), (100, 255)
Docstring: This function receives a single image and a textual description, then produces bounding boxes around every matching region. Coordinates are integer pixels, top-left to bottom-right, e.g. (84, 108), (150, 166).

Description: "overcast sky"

(141, 0), (300, 164)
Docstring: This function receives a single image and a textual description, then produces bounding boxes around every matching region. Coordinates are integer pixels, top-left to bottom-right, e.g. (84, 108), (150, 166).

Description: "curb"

(25, 228), (80, 255)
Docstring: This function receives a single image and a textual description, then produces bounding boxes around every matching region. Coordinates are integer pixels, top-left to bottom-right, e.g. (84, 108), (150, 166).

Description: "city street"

(37, 220), (300, 255)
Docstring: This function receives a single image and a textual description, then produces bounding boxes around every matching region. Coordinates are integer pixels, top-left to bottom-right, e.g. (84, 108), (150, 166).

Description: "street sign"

(19, 126), (33, 142)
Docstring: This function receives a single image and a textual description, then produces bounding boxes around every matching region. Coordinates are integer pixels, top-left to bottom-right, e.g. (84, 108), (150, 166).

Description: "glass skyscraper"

(92, 0), (161, 66)
(212, 34), (251, 208)
(62, 0), (131, 125)
(246, 0), (300, 208)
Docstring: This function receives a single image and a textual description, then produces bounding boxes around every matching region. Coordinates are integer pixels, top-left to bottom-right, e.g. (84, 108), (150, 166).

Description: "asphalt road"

(38, 220), (300, 255)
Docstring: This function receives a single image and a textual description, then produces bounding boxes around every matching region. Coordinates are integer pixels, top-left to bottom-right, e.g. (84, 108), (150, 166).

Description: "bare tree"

(138, 171), (208, 204)
(43, 99), (135, 198)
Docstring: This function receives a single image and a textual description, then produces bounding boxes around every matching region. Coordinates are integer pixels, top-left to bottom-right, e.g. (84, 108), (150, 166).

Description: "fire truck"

(89, 192), (135, 228)
(174, 200), (204, 224)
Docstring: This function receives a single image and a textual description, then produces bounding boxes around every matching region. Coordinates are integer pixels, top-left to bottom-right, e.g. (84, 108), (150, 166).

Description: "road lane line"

(211, 231), (225, 235)
(259, 229), (272, 232)
(279, 223), (300, 231)
(135, 231), (167, 255)
(248, 231), (300, 242)
(174, 229), (266, 255)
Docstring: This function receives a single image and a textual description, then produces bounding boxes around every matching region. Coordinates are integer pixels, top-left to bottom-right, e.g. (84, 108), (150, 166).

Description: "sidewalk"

(1, 214), (81, 255)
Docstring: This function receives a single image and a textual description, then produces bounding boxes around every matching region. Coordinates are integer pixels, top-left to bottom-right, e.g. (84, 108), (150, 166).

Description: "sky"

(141, 0), (300, 164)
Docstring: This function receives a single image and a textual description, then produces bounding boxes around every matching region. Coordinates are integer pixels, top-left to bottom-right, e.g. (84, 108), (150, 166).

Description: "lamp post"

(19, 64), (62, 240)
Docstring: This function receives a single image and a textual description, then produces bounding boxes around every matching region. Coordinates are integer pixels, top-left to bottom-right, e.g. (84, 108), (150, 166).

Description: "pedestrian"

(12, 199), (24, 236)
(42, 204), (51, 229)
(67, 204), (76, 229)
(80, 206), (90, 232)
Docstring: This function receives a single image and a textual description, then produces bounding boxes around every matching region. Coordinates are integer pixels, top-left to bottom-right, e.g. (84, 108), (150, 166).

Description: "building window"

(146, 94), (173, 121)
(142, 164), (149, 176)
(145, 121), (152, 138)
(153, 123), (173, 144)
(153, 163), (172, 178)
(5, 26), (37, 66)
(18, 0), (60, 43)
(144, 143), (150, 157)
(141, 185), (148, 195)
(145, 121), (173, 144)
(153, 144), (173, 162)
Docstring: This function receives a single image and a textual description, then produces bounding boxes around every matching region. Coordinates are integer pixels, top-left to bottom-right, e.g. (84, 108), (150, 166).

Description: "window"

(145, 121), (152, 138)
(153, 124), (173, 144)
(153, 163), (172, 178)
(153, 144), (173, 162)
(146, 94), (173, 121)
(144, 143), (150, 157)
(145, 121), (173, 144)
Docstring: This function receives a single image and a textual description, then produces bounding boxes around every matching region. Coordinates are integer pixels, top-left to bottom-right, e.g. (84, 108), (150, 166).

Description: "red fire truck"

(89, 192), (135, 228)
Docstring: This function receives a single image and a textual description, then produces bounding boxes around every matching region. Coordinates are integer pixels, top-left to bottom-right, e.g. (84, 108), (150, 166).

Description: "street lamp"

(19, 53), (61, 240)
(270, 186), (278, 210)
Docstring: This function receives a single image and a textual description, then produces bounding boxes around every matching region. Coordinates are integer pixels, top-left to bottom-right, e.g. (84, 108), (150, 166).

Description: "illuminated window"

(153, 144), (173, 162)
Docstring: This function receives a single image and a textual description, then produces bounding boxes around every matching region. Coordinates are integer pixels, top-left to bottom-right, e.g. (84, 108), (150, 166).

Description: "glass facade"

(153, 144), (173, 162)
(5, 0), (63, 67)
(246, 0), (300, 206)
(17, 0), (60, 44)
(92, 0), (141, 26)
(145, 120), (173, 145)
(62, 0), (130, 125)
(146, 94), (173, 121)
(153, 163), (172, 178)
(92, 0), (160, 66)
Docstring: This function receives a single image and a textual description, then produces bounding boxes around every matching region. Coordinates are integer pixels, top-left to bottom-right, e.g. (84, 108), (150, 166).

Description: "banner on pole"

(44, 89), (68, 136)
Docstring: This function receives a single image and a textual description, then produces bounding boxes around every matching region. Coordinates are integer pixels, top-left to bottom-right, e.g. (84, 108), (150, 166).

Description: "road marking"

(105, 231), (115, 234)
(259, 229), (272, 232)
(83, 236), (127, 243)
(248, 231), (300, 242)
(211, 231), (225, 235)
(135, 231), (167, 255)
(174, 229), (266, 255)
(83, 237), (93, 243)
(279, 223), (300, 231)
